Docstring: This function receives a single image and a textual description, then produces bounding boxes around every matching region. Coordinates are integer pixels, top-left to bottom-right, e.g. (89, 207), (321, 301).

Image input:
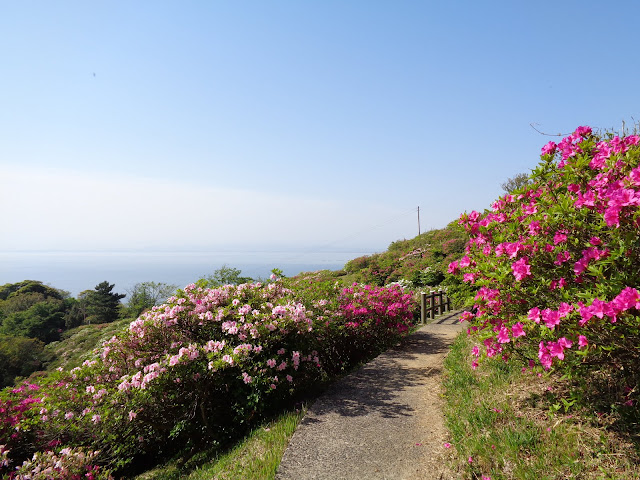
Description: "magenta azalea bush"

(450, 126), (640, 401)
(0, 279), (415, 476)
(289, 279), (415, 375)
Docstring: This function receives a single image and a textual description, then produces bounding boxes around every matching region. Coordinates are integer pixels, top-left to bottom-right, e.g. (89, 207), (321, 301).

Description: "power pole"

(417, 206), (421, 236)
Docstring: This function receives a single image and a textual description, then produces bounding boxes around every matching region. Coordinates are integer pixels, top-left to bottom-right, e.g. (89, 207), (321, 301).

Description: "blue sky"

(2, 1), (639, 255)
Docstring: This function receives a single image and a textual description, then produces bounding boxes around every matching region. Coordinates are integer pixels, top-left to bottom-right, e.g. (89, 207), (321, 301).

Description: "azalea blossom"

(511, 257), (532, 281)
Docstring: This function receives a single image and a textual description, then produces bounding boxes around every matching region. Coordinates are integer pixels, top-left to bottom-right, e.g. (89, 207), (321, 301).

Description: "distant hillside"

(294, 220), (472, 307)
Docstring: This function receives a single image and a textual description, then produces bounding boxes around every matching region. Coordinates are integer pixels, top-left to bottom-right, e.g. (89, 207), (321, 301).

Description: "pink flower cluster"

(338, 283), (414, 333)
(452, 126), (640, 371)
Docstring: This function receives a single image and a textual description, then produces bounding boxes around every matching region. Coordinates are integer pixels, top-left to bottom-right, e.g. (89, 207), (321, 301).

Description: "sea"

(0, 250), (370, 297)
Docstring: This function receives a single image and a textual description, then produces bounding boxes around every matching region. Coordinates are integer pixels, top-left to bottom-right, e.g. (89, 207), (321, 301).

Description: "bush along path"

(0, 279), (417, 479)
(276, 310), (465, 480)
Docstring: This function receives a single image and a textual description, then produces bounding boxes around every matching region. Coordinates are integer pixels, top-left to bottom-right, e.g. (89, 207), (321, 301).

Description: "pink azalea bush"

(451, 126), (640, 396)
(0, 278), (415, 475)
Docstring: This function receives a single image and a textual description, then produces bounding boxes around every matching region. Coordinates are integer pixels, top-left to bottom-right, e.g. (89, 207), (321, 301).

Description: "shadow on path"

(276, 311), (465, 480)
(309, 329), (452, 420)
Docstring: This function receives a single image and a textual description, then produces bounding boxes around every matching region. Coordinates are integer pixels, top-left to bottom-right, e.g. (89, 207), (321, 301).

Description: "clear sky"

(2, 1), (638, 255)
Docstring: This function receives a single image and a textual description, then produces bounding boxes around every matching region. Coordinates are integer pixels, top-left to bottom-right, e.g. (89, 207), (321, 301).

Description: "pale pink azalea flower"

(204, 340), (225, 353)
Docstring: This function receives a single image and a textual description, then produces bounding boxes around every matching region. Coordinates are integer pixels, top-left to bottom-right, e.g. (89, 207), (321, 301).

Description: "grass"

(131, 407), (306, 480)
(41, 318), (131, 370)
(442, 334), (640, 479)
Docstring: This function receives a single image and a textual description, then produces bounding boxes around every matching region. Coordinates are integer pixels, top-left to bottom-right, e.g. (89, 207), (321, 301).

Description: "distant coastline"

(0, 250), (372, 296)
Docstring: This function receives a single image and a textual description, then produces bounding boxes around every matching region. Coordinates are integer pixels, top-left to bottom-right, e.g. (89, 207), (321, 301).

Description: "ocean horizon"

(0, 250), (371, 297)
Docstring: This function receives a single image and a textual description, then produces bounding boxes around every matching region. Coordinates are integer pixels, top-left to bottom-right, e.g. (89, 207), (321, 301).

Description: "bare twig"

(529, 123), (570, 137)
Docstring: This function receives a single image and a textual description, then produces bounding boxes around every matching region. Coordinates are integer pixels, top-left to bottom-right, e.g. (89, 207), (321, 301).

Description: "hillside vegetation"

(294, 222), (472, 308)
(0, 222), (470, 478)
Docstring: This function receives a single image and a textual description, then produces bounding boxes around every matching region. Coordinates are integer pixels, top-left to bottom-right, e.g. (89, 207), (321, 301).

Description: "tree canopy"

(126, 282), (177, 317)
(500, 172), (531, 194)
(84, 281), (126, 324)
(199, 265), (253, 288)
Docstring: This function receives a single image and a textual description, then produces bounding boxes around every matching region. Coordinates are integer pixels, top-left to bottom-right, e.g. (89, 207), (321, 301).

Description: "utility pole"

(417, 206), (421, 236)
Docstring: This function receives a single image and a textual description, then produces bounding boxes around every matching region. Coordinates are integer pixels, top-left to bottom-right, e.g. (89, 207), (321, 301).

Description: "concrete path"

(276, 311), (465, 480)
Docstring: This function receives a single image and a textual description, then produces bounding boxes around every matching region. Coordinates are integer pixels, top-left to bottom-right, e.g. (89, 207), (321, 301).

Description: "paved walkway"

(276, 311), (465, 480)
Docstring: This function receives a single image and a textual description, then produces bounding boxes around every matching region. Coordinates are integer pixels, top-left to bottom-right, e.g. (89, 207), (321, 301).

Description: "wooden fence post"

(429, 290), (435, 319)
(420, 289), (451, 322)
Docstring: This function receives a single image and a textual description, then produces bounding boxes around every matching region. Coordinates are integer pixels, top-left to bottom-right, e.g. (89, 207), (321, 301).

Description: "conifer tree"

(85, 281), (125, 323)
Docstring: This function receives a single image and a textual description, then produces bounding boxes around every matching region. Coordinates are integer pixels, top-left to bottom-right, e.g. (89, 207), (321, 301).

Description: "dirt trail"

(276, 311), (465, 480)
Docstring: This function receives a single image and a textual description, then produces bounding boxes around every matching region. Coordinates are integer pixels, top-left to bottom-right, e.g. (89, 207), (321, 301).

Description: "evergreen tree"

(85, 281), (126, 324)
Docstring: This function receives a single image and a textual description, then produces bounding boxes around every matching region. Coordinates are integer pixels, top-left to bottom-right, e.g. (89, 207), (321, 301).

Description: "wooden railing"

(419, 289), (451, 323)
